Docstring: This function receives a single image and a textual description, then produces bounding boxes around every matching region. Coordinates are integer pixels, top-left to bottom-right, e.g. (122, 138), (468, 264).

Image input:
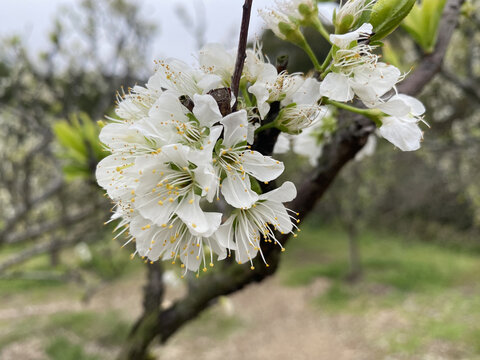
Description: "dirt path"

(158, 277), (390, 360)
(1, 275), (406, 360)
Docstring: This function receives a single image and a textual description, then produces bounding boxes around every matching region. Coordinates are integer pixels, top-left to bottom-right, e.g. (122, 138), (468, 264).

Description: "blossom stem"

(254, 121), (277, 134)
(312, 17), (331, 44)
(320, 48), (333, 73)
(299, 39), (321, 71)
(322, 98), (382, 126)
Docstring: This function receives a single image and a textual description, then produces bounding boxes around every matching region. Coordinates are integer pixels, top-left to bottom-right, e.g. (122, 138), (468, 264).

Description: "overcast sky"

(0, 0), (272, 65)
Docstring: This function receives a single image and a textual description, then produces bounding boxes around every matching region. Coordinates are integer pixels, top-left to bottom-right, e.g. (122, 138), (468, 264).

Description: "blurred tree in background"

(0, 0), (156, 284)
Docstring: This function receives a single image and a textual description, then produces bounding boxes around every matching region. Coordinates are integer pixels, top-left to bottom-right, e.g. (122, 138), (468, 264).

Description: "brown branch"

(231, 0), (253, 112)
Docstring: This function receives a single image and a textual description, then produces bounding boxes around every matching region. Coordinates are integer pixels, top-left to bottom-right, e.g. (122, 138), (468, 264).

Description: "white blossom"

(216, 181), (298, 266)
(377, 94), (426, 151)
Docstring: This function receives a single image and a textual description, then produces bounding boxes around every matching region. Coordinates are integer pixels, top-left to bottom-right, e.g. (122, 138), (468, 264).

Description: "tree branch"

(231, 0), (253, 112)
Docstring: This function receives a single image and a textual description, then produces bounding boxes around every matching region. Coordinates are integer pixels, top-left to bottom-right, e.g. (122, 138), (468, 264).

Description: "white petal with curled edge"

(379, 117), (423, 151)
(148, 91), (188, 123)
(207, 236), (228, 261)
(220, 110), (248, 147)
(175, 195), (220, 236)
(320, 72), (354, 102)
(291, 77), (321, 105)
(187, 125), (223, 165)
(221, 172), (259, 209)
(136, 190), (176, 226)
(197, 73), (223, 93)
(330, 23), (373, 48)
(129, 216), (155, 257)
(234, 215), (259, 264)
(99, 123), (143, 150)
(194, 164), (218, 202)
(214, 215), (236, 250)
(392, 94), (425, 116)
(376, 98), (411, 117)
(242, 151), (285, 182)
(161, 144), (190, 167)
(246, 121), (259, 145)
(259, 181), (297, 203)
(352, 64), (401, 104)
(96, 155), (135, 200)
(193, 94), (223, 127)
(248, 82), (271, 118)
(198, 43), (235, 77)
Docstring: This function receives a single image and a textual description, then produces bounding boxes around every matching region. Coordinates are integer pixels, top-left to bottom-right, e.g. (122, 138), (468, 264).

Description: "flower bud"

(335, 0), (375, 34)
(275, 104), (324, 134)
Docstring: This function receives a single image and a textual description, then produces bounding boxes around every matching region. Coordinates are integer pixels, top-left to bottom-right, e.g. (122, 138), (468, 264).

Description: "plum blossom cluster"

(97, 0), (428, 275)
(261, 0), (427, 165)
(97, 44), (321, 275)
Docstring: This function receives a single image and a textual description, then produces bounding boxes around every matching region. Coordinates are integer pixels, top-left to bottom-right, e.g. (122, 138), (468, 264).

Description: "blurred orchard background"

(1, 0), (480, 359)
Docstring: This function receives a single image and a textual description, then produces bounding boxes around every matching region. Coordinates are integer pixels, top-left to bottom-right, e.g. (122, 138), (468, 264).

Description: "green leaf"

(369, 0), (417, 41)
(402, 0), (447, 53)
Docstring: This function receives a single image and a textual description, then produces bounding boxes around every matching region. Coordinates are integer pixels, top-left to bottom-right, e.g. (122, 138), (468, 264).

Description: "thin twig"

(231, 0), (253, 112)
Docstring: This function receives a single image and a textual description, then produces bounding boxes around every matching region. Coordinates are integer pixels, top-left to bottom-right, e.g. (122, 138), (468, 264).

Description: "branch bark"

(118, 0), (465, 358)
(231, 0), (253, 112)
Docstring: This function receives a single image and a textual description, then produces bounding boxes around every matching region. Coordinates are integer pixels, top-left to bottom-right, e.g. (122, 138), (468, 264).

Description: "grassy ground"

(1, 222), (480, 359)
(279, 223), (480, 357)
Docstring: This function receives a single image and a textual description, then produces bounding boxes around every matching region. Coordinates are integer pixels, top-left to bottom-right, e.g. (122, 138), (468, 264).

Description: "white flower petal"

(248, 82), (271, 118)
(392, 94), (425, 116)
(376, 98), (411, 117)
(161, 144), (190, 167)
(242, 151), (285, 182)
(320, 72), (354, 102)
(220, 110), (248, 147)
(330, 23), (373, 48)
(194, 164), (218, 202)
(379, 117), (423, 151)
(259, 181), (297, 203)
(214, 216), (236, 250)
(193, 94), (223, 127)
(290, 77), (321, 105)
(221, 172), (259, 209)
(175, 195), (221, 236)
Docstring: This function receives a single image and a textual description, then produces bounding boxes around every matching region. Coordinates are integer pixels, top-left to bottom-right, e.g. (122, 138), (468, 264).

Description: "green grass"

(46, 336), (100, 360)
(48, 310), (131, 346)
(281, 223), (480, 293)
(279, 222), (480, 355)
(0, 309), (130, 351)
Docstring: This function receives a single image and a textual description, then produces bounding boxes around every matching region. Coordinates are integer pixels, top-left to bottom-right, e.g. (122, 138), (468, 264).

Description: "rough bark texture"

(118, 0), (465, 358)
